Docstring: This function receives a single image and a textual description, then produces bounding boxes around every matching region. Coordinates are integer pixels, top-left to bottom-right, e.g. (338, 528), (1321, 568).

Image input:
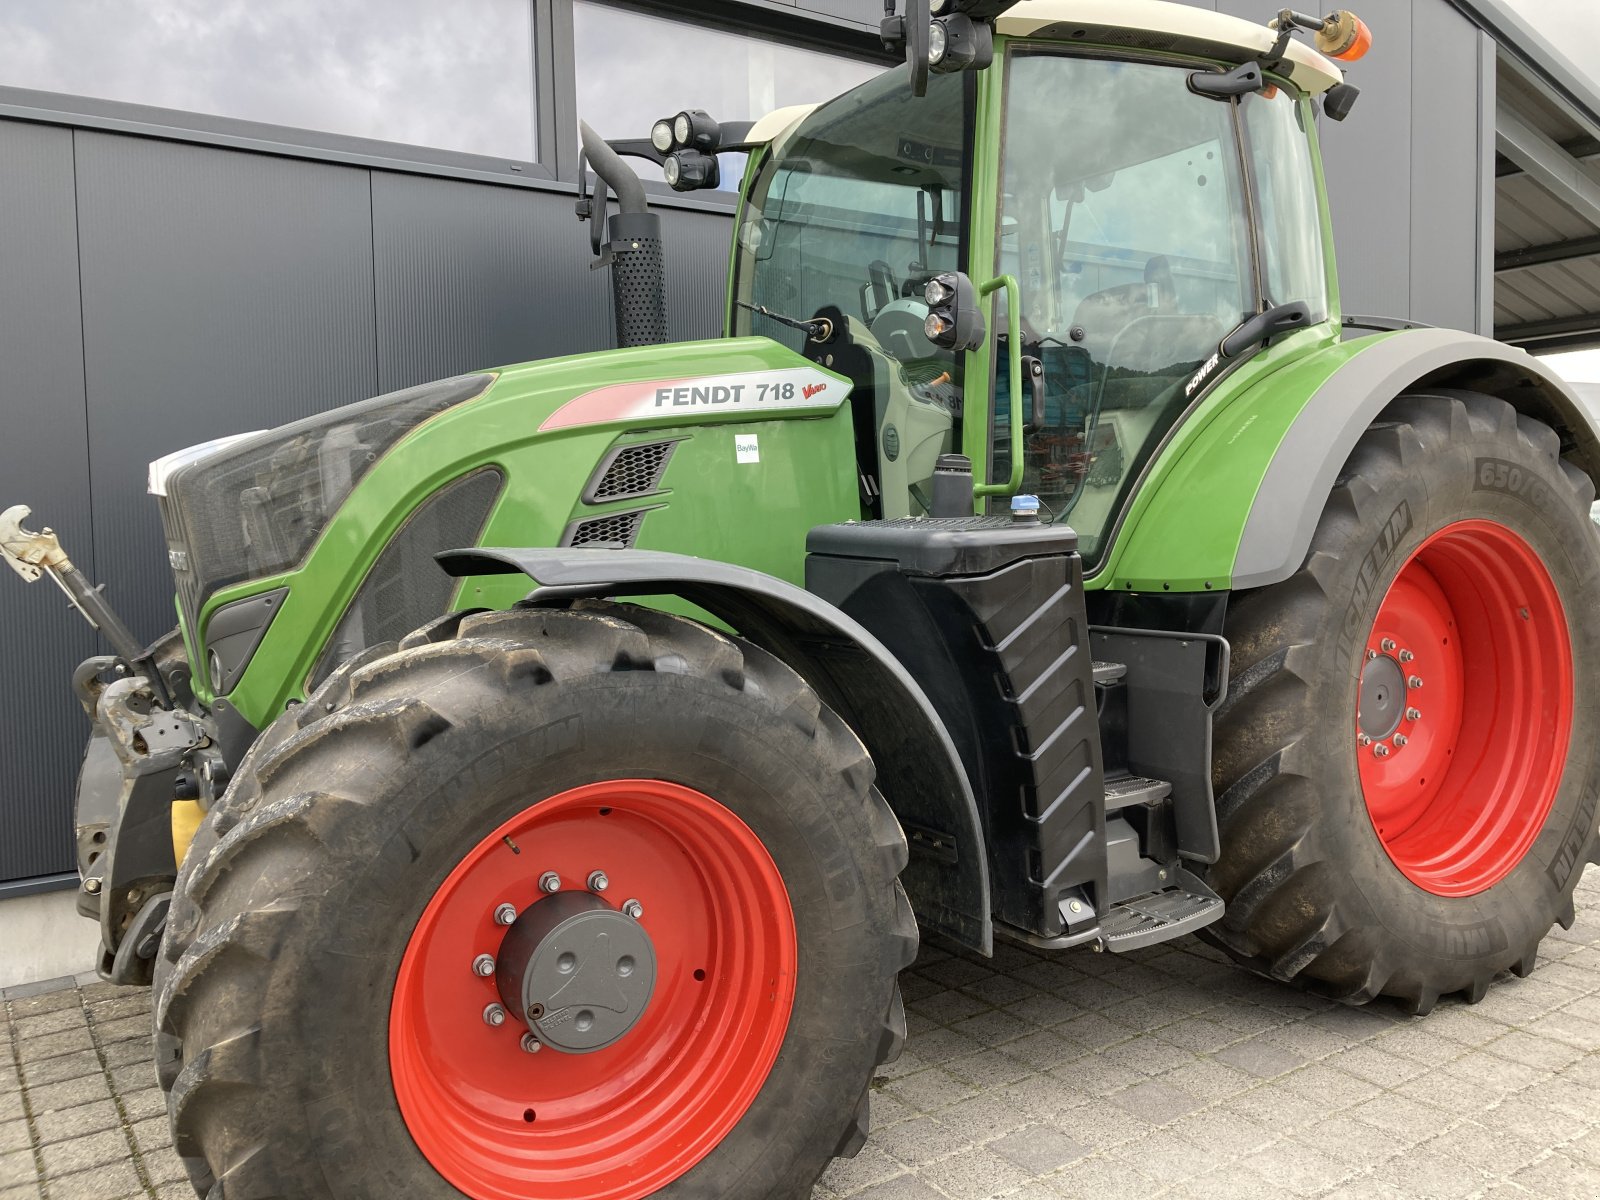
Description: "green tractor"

(4, 1), (1598, 1196)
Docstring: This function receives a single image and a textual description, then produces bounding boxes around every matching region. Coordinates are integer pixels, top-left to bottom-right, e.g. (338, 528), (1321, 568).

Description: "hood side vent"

(583, 440), (678, 505)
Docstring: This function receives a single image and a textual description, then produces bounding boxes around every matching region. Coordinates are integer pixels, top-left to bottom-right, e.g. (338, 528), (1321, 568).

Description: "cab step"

(1101, 872), (1224, 952)
(1092, 660), (1127, 685)
(1103, 773), (1171, 812)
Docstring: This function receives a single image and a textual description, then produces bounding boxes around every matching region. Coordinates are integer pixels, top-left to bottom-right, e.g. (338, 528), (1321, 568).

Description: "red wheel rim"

(389, 780), (798, 1200)
(1356, 519), (1573, 896)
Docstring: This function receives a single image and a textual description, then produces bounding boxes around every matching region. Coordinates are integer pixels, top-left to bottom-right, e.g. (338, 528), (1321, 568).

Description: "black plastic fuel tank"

(806, 516), (1106, 938)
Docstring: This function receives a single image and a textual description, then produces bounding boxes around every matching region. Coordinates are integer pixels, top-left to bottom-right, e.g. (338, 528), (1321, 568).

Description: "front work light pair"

(651, 109), (721, 192)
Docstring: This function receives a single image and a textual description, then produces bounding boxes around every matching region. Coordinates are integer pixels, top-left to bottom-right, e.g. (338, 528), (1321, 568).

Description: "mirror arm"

(974, 273), (1024, 498)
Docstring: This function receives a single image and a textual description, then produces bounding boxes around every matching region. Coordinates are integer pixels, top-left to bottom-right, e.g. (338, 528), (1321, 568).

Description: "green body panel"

(1094, 329), (1393, 592)
(199, 337), (856, 727)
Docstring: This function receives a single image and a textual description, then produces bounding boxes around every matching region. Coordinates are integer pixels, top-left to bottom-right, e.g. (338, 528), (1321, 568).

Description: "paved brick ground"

(4, 868), (1598, 1199)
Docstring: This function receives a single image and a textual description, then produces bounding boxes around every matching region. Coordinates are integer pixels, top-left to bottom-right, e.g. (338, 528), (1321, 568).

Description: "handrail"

(973, 273), (1023, 498)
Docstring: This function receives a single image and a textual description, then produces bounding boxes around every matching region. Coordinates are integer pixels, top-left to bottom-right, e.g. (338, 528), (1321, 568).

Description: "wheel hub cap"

(495, 892), (657, 1053)
(1358, 653), (1407, 741)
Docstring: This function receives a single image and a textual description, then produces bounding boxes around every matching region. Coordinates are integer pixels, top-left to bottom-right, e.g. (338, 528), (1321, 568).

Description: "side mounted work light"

(923, 272), (986, 352)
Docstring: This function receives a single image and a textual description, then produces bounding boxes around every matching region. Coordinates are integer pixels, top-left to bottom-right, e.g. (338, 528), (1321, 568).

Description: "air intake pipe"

(580, 121), (669, 348)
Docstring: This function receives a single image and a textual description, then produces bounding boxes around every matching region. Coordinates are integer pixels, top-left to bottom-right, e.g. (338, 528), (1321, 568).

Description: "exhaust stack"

(579, 121), (669, 349)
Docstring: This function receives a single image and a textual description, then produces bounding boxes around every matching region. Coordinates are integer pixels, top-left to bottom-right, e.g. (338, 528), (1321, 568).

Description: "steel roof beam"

(1497, 312), (1600, 347)
(1496, 104), (1600, 230)
(1495, 234), (1600, 272)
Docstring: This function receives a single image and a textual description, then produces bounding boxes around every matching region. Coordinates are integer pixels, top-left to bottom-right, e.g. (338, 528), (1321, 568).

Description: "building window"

(0, 0), (538, 162)
(573, 1), (883, 188)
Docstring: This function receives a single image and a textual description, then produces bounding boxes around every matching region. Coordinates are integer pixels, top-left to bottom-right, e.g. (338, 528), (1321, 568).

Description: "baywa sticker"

(540, 367), (845, 432)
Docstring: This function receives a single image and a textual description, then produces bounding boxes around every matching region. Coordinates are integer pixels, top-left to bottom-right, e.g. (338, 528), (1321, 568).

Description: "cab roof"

(743, 0), (1346, 148)
(996, 0), (1344, 94)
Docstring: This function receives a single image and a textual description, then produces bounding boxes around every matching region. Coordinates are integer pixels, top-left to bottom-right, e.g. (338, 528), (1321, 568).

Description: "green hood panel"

(198, 337), (857, 725)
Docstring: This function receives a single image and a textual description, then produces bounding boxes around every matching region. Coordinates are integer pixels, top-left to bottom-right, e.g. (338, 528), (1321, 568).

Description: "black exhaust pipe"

(580, 121), (669, 348)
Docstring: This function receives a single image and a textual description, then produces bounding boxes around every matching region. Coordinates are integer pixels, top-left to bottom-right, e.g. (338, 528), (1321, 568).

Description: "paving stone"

(24, 1072), (109, 1114)
(45, 1158), (143, 1199)
(0, 1149), (36, 1191)
(816, 1143), (905, 1195)
(38, 1125), (131, 1176)
(872, 1115), (974, 1167)
(1240, 1138), (1355, 1196)
(1104, 1080), (1203, 1125)
(915, 1146), (1033, 1198)
(0, 1123), (27, 1156)
(19, 1048), (103, 1089)
(12, 1025), (94, 1064)
(847, 1173), (945, 1200)
(31, 1097), (120, 1145)
(986, 1123), (1088, 1175)
(1213, 1033), (1307, 1078)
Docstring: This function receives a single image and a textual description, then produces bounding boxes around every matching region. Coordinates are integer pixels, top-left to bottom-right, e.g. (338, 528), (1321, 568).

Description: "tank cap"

(1011, 494), (1040, 514)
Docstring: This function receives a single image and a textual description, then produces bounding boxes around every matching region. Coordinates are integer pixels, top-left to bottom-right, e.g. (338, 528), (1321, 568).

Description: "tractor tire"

(1207, 390), (1600, 1013)
(151, 602), (915, 1200)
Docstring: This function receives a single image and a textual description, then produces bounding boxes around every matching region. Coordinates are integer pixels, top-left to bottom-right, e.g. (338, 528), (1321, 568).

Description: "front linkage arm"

(1, 504), (170, 700)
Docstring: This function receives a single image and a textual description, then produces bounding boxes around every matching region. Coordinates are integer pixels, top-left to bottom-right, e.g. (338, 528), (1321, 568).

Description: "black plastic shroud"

(806, 517), (1107, 937)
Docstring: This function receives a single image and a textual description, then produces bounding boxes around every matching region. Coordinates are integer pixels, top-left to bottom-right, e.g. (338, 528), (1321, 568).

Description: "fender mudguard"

(1102, 328), (1600, 593)
(438, 546), (993, 954)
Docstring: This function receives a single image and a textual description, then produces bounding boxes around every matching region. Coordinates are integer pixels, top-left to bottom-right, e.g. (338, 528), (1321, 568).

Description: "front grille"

(584, 440), (677, 504)
(561, 508), (651, 548)
(309, 469), (503, 688)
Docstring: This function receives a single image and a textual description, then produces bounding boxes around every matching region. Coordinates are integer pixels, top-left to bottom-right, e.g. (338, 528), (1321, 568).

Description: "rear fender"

(438, 546), (993, 954)
(1104, 328), (1600, 593)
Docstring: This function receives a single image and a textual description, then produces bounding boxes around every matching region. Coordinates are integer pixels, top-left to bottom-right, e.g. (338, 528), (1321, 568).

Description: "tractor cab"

(729, 0), (1351, 567)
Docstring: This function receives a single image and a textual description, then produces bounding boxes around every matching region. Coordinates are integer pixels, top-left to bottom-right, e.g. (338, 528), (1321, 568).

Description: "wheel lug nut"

(1393, 733), (1408, 747)
(483, 1003), (507, 1027)
(494, 903), (517, 926)
(538, 871), (561, 894)
(622, 898), (644, 920)
(1367, 649), (1379, 660)
(1407, 707), (1421, 721)
(1408, 676), (1423, 689)
(1374, 744), (1391, 758)
(1399, 650), (1414, 663)
(1358, 734), (1372, 747)
(587, 870), (609, 893)
(520, 1033), (542, 1054)
(473, 954), (496, 978)
(1381, 638), (1396, 653)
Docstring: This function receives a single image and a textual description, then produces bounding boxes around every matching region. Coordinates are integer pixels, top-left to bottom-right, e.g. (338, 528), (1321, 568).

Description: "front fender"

(438, 546), (993, 954)
(1101, 328), (1600, 594)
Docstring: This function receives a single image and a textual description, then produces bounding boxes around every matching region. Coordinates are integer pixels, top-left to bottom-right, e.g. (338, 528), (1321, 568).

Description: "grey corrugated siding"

(0, 121), (97, 882)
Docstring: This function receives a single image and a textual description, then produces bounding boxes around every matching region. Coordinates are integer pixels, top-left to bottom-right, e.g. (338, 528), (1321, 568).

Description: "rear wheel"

(153, 602), (914, 1199)
(1208, 391), (1600, 1012)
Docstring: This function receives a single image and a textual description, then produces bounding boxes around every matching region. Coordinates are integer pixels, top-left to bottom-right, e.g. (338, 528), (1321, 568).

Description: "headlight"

(674, 112), (692, 146)
(651, 119), (675, 153)
(159, 373), (493, 633)
(928, 21), (949, 66)
(663, 155), (682, 187)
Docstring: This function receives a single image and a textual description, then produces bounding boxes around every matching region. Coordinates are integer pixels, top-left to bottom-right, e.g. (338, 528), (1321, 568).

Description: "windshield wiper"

(737, 302), (834, 343)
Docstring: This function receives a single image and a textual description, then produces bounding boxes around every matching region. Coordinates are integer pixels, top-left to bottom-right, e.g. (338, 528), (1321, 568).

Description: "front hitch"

(2, 504), (175, 708)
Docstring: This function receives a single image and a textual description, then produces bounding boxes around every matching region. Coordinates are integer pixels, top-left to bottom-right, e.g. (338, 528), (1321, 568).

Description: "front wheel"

(1208, 391), (1600, 1012)
(153, 603), (915, 1199)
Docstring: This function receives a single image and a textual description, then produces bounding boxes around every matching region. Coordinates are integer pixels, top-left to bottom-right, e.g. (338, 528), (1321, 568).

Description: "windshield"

(996, 51), (1255, 565)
